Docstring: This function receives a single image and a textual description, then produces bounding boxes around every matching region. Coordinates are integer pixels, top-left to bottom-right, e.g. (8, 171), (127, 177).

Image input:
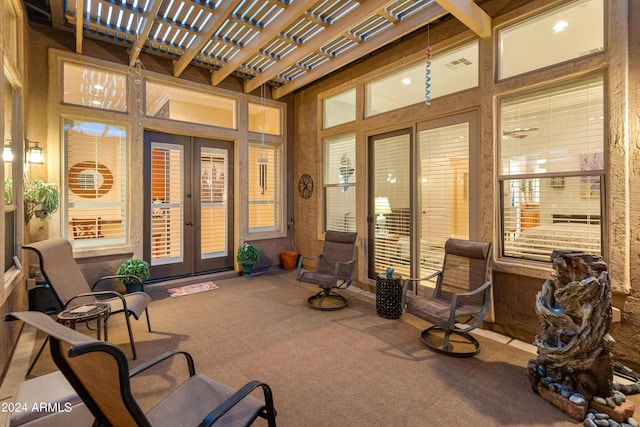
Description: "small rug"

(167, 281), (219, 297)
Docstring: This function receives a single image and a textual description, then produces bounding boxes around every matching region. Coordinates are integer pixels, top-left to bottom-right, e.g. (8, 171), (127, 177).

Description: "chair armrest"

(449, 281), (492, 331)
(296, 254), (321, 278)
(129, 350), (195, 378)
(401, 271), (442, 307)
(198, 381), (275, 427)
(92, 275), (145, 292)
(451, 280), (491, 302)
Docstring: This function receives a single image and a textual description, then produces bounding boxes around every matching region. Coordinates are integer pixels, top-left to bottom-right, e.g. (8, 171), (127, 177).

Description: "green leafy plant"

(116, 259), (150, 289)
(4, 178), (12, 205)
(237, 242), (259, 265)
(24, 179), (59, 223)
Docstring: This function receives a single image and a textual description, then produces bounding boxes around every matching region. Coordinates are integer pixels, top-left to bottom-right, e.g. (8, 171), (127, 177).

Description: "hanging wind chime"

(425, 25), (432, 106)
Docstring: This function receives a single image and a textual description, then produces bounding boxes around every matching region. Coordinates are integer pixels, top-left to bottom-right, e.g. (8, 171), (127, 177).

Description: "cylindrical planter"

(242, 263), (254, 278)
(281, 251), (299, 270)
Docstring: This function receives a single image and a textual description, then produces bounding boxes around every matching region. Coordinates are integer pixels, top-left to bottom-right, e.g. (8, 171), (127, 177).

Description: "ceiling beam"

(129, 0), (162, 67)
(211, 0), (313, 86)
(244, 0), (393, 94)
(173, 0), (242, 77)
(434, 0), (491, 38)
(272, 4), (448, 99)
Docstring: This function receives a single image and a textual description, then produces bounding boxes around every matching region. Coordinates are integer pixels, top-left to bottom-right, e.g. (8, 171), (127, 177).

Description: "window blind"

(418, 122), (469, 275)
(200, 148), (228, 259)
(65, 119), (127, 247)
(150, 144), (183, 264)
(499, 75), (604, 261)
(248, 143), (281, 233)
(324, 134), (356, 232)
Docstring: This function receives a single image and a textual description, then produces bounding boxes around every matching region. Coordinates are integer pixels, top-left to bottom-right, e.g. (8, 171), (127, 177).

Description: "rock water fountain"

(527, 250), (639, 426)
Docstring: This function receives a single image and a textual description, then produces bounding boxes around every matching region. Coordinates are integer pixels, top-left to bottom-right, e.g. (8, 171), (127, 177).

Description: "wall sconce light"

(26, 139), (44, 164)
(3, 145), (13, 162)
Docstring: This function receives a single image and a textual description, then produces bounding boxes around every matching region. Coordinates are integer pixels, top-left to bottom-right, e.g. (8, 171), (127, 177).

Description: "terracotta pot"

(281, 251), (299, 270)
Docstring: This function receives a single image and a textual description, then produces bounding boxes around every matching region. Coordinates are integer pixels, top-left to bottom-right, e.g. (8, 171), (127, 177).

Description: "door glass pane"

(418, 122), (469, 276)
(151, 143), (183, 265)
(200, 147), (228, 259)
(373, 133), (411, 278)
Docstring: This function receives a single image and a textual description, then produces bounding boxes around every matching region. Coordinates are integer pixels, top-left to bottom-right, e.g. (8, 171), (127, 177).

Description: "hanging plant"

(24, 179), (59, 223)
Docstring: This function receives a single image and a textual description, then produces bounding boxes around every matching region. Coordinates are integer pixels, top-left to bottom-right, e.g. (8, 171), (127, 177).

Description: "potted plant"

(237, 242), (259, 278)
(24, 179), (59, 224)
(116, 259), (150, 293)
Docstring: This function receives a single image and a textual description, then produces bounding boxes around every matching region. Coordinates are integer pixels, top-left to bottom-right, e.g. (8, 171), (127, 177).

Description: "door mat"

(167, 281), (219, 297)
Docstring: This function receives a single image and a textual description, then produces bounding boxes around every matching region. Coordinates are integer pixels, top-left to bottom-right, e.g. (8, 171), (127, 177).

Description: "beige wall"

(293, 0), (640, 370)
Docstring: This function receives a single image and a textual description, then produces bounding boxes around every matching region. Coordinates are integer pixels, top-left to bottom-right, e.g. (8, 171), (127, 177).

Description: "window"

(324, 134), (356, 232)
(499, 76), (604, 261)
(63, 62), (128, 112)
(146, 81), (237, 129)
(248, 143), (282, 234)
(323, 89), (356, 129)
(366, 41), (478, 116)
(498, 0), (604, 79)
(64, 118), (127, 247)
(248, 102), (281, 135)
(3, 76), (18, 273)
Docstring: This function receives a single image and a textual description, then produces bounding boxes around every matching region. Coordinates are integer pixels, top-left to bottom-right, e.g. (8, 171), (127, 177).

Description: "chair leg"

(145, 308), (151, 332)
(420, 326), (481, 357)
(25, 336), (49, 378)
(123, 313), (137, 360)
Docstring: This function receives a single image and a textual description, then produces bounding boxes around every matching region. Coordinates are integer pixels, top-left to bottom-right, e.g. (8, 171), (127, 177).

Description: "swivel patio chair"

(6, 311), (277, 427)
(297, 230), (357, 311)
(401, 238), (492, 357)
(23, 238), (151, 360)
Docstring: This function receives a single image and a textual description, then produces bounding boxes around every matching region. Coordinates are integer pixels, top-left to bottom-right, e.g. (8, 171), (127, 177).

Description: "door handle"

(185, 221), (193, 226)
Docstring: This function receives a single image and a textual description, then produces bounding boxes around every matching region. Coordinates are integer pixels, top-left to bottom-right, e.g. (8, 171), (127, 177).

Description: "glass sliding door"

(368, 129), (412, 279)
(417, 113), (475, 279)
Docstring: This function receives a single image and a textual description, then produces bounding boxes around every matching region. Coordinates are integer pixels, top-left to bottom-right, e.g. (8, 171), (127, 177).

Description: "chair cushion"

(105, 291), (151, 318)
(406, 296), (482, 329)
(299, 271), (339, 288)
(146, 374), (264, 427)
(10, 371), (93, 427)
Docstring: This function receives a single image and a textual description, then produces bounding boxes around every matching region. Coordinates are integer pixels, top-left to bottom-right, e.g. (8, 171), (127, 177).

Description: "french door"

(143, 132), (234, 280)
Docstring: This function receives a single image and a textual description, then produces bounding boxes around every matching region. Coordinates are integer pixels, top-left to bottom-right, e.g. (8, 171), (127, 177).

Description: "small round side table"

(56, 302), (111, 340)
(376, 273), (403, 319)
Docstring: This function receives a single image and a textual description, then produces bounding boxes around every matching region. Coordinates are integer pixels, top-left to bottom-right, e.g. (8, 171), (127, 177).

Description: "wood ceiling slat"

(58, 0), (490, 92)
(272, 2), (448, 98)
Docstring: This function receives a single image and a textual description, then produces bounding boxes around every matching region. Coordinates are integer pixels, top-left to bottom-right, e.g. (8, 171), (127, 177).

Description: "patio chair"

(23, 238), (151, 360)
(6, 311), (277, 427)
(297, 230), (357, 311)
(401, 238), (492, 357)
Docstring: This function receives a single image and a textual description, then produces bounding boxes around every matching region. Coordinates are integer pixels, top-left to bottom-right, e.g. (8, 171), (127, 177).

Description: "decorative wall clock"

(298, 174), (314, 199)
